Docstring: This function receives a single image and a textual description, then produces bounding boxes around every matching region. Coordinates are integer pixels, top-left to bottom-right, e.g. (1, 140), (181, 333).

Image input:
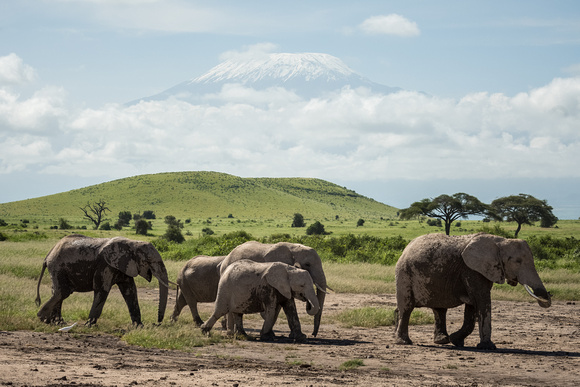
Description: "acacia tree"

(489, 194), (558, 238)
(400, 193), (488, 235)
(80, 200), (110, 230)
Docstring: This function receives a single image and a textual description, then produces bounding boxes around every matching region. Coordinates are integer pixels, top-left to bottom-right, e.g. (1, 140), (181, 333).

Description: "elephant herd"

(35, 232), (551, 350)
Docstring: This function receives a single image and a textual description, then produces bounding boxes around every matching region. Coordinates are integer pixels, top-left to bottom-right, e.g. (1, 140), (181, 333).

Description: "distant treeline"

(153, 229), (580, 271)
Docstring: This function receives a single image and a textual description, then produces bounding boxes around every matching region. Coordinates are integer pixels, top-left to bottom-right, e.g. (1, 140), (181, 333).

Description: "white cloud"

(1, 68), (579, 185)
(0, 54), (37, 85)
(359, 14), (420, 37)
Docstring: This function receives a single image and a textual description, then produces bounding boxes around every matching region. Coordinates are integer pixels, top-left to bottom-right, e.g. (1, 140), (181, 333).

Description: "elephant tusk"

(314, 283), (327, 294)
(524, 284), (550, 303)
(157, 278), (176, 289)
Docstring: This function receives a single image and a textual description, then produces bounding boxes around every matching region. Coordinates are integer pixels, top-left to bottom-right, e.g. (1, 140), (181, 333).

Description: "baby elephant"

(171, 255), (226, 326)
(201, 260), (320, 342)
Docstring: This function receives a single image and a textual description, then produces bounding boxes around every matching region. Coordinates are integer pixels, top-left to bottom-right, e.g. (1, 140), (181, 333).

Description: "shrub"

(202, 227), (214, 236)
(118, 211), (132, 227)
(58, 218), (73, 230)
(163, 225), (185, 243)
(135, 219), (150, 235)
(306, 221), (328, 235)
(357, 219), (365, 227)
(292, 213), (305, 228)
(99, 222), (112, 230)
(142, 210), (156, 219)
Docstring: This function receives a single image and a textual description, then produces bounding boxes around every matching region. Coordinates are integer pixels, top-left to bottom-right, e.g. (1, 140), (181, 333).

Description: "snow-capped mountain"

(131, 53), (400, 104)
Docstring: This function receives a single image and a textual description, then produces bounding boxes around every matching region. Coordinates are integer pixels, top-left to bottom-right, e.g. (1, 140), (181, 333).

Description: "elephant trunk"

(519, 270), (551, 308)
(311, 277), (327, 337)
(153, 266), (169, 323)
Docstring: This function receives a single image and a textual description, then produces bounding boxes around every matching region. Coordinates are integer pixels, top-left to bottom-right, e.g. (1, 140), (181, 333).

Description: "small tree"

(357, 218), (365, 227)
(489, 194), (558, 238)
(306, 221), (328, 235)
(135, 219), (150, 235)
(163, 215), (184, 243)
(80, 200), (110, 230)
(400, 193), (488, 235)
(292, 213), (305, 228)
(59, 218), (73, 230)
(142, 210), (156, 219)
(118, 211), (132, 227)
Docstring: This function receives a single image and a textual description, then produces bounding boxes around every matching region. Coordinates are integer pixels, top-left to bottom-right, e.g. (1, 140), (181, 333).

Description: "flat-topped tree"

(489, 194), (558, 238)
(400, 193), (488, 235)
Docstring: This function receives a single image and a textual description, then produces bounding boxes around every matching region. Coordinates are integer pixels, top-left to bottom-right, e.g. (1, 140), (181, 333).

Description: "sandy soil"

(1, 292), (579, 386)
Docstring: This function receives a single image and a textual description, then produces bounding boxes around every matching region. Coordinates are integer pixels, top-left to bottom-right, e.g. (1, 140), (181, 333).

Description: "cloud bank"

(1, 54), (579, 189)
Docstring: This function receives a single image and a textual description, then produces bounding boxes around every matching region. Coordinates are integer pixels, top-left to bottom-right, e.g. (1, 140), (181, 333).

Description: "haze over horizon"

(1, 1), (580, 219)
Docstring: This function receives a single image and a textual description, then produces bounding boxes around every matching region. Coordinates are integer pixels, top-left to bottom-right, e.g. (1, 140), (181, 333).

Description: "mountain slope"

(132, 53), (400, 104)
(0, 172), (398, 220)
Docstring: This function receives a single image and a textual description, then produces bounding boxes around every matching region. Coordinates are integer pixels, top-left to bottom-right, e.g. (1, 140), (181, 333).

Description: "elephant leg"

(282, 299), (306, 343)
(170, 291), (186, 322)
(394, 305), (414, 345)
(179, 288), (205, 326)
(476, 298), (496, 350)
(118, 278), (142, 326)
(232, 313), (247, 337)
(450, 304), (477, 347)
(260, 303), (281, 342)
(38, 284), (73, 324)
(86, 288), (111, 327)
(432, 308), (450, 344)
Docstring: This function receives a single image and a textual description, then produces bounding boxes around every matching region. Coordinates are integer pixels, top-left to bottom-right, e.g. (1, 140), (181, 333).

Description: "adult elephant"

(221, 241), (328, 340)
(394, 232), (551, 350)
(171, 255), (226, 325)
(36, 234), (170, 326)
(201, 260), (320, 341)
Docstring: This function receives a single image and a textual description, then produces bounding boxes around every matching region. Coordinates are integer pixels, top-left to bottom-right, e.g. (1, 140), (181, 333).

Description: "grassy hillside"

(0, 171), (398, 222)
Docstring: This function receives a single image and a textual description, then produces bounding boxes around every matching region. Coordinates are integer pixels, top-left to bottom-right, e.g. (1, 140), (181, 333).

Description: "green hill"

(0, 171), (398, 221)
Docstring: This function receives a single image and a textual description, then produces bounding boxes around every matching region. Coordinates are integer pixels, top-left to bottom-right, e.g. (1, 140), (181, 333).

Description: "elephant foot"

(476, 340), (496, 350)
(449, 333), (465, 347)
(394, 336), (413, 345)
(289, 331), (307, 343)
(200, 324), (211, 335)
(433, 334), (450, 345)
(84, 319), (98, 328)
(260, 331), (276, 342)
(193, 318), (204, 327)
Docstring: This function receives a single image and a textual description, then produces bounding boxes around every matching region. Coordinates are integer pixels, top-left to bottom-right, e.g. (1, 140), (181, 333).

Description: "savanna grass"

(334, 307), (434, 328)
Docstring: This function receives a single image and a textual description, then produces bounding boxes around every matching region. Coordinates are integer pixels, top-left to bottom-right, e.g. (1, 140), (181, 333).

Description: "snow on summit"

(192, 53), (355, 84)
(131, 52), (400, 104)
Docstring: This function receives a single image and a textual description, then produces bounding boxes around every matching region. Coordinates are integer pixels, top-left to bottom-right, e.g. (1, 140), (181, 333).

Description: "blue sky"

(1, 1), (580, 219)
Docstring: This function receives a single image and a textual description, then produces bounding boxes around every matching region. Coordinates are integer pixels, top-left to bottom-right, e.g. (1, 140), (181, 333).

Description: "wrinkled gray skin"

(36, 234), (169, 326)
(171, 255), (226, 326)
(221, 241), (328, 340)
(395, 233), (551, 350)
(201, 260), (320, 341)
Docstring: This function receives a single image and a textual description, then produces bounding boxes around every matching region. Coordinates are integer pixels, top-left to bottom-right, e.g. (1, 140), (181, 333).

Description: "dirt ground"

(1, 292), (579, 387)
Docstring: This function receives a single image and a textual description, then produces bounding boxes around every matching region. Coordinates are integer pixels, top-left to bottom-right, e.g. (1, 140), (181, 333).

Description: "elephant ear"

(264, 263), (292, 299)
(264, 243), (293, 265)
(98, 237), (140, 278)
(461, 234), (505, 284)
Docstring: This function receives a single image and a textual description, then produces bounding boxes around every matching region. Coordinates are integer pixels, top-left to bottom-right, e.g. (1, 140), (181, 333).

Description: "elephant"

(221, 241), (329, 341)
(36, 234), (170, 326)
(394, 232), (551, 350)
(171, 255), (226, 325)
(201, 260), (320, 341)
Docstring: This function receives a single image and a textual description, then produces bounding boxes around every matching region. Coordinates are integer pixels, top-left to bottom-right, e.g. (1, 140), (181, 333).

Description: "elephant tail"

(35, 261), (47, 307)
(393, 308), (399, 331)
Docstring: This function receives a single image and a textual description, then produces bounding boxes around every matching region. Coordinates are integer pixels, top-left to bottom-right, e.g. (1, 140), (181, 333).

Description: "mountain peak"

(192, 53), (356, 85)
(131, 52), (400, 104)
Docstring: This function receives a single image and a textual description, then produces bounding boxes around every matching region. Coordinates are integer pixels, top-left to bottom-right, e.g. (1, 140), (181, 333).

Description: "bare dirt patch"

(1, 293), (579, 386)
